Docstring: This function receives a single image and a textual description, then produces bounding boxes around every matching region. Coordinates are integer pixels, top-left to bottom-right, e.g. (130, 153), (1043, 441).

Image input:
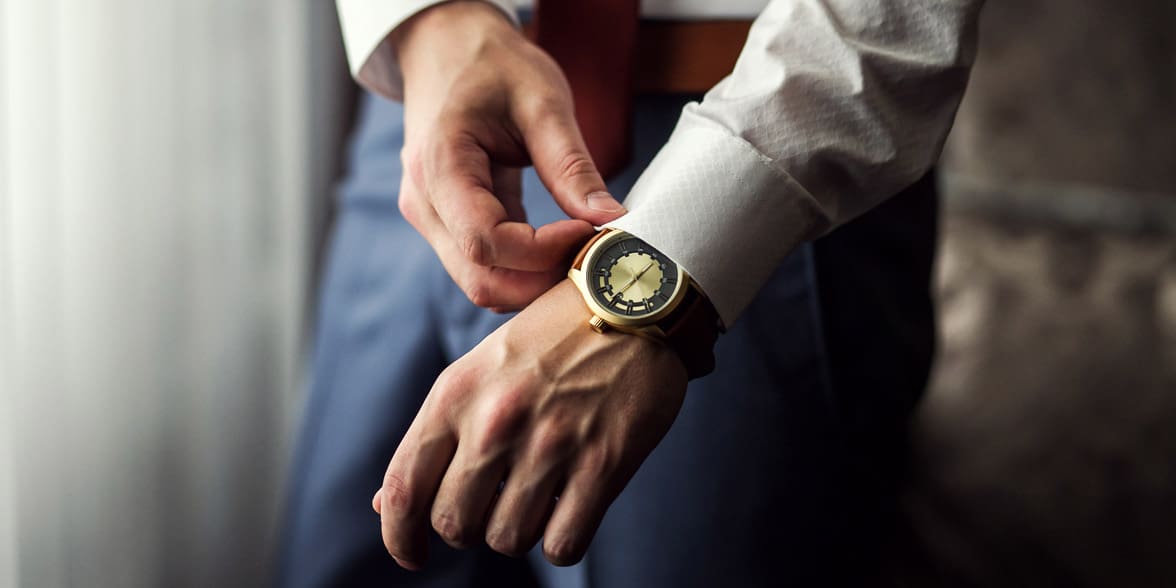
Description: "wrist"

(538, 279), (690, 380)
(395, 1), (519, 83)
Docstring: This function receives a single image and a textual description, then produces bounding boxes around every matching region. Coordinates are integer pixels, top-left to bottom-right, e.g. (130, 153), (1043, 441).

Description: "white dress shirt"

(336, 0), (982, 326)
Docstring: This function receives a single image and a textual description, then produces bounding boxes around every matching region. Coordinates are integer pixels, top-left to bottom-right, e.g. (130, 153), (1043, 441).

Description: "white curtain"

(0, 1), (350, 586)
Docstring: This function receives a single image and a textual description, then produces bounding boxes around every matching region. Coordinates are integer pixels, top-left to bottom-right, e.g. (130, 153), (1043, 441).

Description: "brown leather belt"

(526, 20), (753, 95)
(633, 21), (752, 94)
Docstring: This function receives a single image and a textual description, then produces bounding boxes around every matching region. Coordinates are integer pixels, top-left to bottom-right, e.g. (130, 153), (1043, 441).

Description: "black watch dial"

(587, 235), (680, 318)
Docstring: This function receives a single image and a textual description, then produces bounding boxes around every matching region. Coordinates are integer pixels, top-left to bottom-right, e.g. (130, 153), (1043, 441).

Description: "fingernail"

(586, 191), (625, 213)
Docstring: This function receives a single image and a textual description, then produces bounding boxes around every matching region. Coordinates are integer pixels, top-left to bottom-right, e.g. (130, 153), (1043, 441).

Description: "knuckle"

(475, 397), (527, 454)
(400, 146), (420, 176)
(522, 92), (569, 121)
(397, 189), (417, 224)
(531, 420), (577, 464)
(457, 230), (493, 267)
(462, 279), (495, 309)
(555, 151), (599, 182)
(431, 364), (455, 394)
(431, 364), (472, 406)
(576, 447), (616, 477)
(400, 146), (428, 193)
(431, 508), (472, 548)
(381, 472), (416, 515)
(433, 364), (458, 392)
(486, 526), (528, 557)
(544, 537), (584, 566)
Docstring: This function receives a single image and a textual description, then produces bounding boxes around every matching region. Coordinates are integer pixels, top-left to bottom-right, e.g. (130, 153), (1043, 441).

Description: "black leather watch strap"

(658, 282), (722, 379)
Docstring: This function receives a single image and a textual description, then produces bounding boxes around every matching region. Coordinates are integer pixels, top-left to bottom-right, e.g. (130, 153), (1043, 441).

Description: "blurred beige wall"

(895, 1), (1176, 586)
(944, 0), (1176, 195)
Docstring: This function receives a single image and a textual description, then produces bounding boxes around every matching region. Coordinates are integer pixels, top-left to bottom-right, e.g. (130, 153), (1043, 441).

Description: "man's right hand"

(394, 0), (627, 312)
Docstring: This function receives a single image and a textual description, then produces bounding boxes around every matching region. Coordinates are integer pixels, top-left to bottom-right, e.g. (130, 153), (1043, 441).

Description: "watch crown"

(588, 315), (607, 333)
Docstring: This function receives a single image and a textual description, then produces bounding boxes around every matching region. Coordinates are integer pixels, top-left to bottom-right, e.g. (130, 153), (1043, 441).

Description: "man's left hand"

(373, 279), (688, 569)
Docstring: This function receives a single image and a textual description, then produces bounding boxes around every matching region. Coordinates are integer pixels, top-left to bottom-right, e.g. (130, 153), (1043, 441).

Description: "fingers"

(541, 449), (626, 566)
(400, 172), (580, 310)
(422, 132), (596, 273)
(378, 408), (458, 571)
(518, 101), (626, 225)
(429, 442), (509, 550)
(484, 422), (574, 556)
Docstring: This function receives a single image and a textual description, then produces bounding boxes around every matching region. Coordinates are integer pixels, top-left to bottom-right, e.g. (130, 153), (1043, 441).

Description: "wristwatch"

(568, 229), (724, 379)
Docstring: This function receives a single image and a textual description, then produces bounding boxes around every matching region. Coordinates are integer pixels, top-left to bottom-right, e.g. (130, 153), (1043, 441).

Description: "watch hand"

(632, 261), (656, 282)
(617, 261), (655, 296)
(614, 276), (639, 298)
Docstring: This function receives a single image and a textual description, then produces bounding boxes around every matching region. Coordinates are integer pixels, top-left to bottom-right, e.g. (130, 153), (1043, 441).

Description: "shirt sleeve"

(607, 0), (984, 326)
(336, 0), (519, 101)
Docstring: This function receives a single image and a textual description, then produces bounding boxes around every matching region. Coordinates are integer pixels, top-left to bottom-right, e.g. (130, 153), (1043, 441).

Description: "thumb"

(522, 107), (626, 225)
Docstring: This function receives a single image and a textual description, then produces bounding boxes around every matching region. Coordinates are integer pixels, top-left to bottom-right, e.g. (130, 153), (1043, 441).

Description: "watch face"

(587, 235), (681, 319)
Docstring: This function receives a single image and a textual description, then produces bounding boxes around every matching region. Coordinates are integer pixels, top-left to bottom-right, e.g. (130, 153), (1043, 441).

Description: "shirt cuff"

(606, 125), (831, 327)
(336, 0), (519, 102)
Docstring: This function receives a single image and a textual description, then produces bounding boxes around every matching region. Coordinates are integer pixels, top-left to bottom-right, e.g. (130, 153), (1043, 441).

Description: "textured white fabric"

(335, 0), (982, 325)
(611, 0), (982, 324)
(515, 0), (770, 18)
(335, 0), (768, 99)
(606, 127), (826, 325)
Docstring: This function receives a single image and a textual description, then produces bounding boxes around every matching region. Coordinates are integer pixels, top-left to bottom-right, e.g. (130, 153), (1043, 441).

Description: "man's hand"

(395, 1), (626, 312)
(373, 280), (688, 569)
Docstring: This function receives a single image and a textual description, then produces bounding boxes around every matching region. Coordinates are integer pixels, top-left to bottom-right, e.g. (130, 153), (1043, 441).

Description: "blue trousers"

(278, 92), (938, 587)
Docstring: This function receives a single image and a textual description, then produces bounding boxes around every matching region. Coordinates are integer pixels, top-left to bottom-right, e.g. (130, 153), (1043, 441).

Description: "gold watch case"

(568, 230), (689, 334)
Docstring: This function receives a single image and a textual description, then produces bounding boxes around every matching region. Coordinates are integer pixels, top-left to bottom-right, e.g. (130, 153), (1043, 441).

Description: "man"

(279, 0), (982, 586)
